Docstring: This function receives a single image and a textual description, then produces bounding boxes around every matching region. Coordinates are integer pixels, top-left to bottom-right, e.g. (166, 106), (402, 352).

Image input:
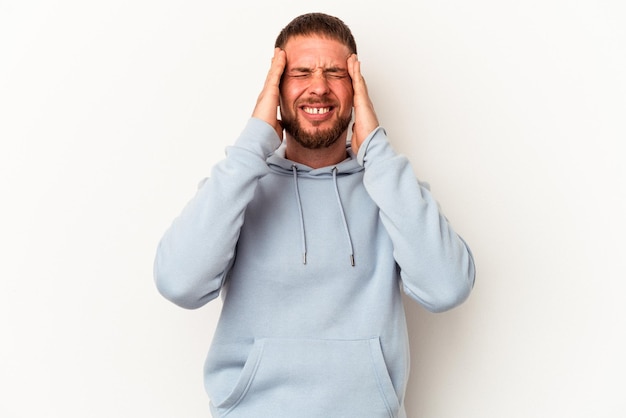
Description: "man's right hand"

(252, 48), (286, 140)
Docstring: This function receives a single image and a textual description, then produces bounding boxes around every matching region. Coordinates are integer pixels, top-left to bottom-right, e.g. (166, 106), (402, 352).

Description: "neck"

(284, 134), (349, 168)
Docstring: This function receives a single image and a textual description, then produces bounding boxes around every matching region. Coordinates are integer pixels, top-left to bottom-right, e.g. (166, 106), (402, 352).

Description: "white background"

(2, 0), (625, 417)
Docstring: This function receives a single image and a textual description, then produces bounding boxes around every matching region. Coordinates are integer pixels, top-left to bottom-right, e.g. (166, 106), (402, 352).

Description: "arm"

(154, 49), (286, 309)
(348, 55), (475, 313)
(359, 129), (475, 313)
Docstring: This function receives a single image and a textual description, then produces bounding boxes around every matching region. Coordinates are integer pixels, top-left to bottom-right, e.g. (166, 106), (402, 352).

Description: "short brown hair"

(274, 13), (357, 54)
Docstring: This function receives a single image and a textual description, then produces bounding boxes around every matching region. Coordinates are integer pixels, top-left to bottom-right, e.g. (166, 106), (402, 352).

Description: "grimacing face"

(279, 35), (354, 149)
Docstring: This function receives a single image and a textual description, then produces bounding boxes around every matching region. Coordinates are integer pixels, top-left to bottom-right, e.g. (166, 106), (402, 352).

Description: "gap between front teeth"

(304, 107), (330, 115)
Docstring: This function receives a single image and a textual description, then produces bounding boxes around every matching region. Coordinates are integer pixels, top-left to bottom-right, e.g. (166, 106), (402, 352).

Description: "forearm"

(359, 128), (475, 312)
(154, 118), (281, 309)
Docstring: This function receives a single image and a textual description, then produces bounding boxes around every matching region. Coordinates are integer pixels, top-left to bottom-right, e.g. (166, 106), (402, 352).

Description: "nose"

(307, 70), (330, 96)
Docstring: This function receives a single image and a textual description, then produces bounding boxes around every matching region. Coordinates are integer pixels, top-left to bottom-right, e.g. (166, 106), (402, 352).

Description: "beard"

(281, 108), (352, 149)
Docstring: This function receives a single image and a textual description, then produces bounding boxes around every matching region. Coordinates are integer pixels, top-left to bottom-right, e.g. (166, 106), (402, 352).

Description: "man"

(154, 12), (475, 418)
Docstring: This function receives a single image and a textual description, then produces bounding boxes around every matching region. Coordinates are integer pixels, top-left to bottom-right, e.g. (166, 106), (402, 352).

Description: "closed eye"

(324, 67), (349, 79)
(326, 72), (349, 79)
(288, 68), (313, 78)
(287, 67), (349, 80)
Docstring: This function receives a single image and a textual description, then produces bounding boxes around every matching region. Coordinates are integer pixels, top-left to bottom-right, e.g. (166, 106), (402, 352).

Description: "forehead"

(283, 35), (351, 68)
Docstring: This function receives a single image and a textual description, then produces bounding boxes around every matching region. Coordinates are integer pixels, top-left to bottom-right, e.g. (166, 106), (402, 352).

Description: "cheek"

(280, 82), (304, 105)
(332, 81), (354, 105)
(336, 88), (354, 113)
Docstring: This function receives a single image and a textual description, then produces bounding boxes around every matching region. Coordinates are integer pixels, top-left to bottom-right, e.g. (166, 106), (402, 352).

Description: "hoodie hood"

(266, 142), (364, 177)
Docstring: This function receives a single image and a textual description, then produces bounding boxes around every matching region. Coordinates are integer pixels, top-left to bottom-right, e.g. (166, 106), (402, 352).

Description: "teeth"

(303, 107), (330, 115)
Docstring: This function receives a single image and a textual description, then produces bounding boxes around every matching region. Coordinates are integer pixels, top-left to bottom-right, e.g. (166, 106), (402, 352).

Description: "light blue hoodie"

(154, 118), (475, 418)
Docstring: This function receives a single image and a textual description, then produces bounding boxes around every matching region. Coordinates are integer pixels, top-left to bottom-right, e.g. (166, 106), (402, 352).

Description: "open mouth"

(302, 106), (332, 115)
(302, 106), (330, 115)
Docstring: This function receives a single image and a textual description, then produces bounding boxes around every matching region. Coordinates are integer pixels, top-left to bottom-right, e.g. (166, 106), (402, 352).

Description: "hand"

(347, 54), (379, 154)
(252, 48), (286, 140)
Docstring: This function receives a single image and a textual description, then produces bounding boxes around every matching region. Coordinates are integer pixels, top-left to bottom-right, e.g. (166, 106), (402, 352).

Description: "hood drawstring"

(332, 167), (356, 266)
(292, 165), (307, 264)
(291, 165), (356, 266)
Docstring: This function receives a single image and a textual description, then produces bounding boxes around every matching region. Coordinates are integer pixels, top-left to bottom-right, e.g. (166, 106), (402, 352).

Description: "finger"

(347, 53), (357, 75)
(253, 49), (285, 122)
(347, 54), (365, 91)
(264, 48), (286, 89)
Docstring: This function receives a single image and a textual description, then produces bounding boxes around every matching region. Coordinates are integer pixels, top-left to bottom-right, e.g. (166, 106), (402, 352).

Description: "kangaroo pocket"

(212, 337), (401, 418)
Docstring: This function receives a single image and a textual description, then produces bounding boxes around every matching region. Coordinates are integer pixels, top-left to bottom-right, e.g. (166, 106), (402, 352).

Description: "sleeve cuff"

(233, 118), (282, 157)
(356, 126), (388, 167)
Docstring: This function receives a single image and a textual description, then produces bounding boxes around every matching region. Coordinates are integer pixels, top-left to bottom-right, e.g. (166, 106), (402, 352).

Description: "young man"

(154, 13), (475, 418)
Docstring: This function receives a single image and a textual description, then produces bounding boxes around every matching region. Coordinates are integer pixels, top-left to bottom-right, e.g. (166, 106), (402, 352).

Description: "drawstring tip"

(303, 253), (307, 265)
(350, 255), (355, 267)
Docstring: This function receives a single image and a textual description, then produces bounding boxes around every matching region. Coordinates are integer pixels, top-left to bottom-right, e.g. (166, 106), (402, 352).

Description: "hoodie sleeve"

(357, 127), (475, 313)
(154, 118), (281, 309)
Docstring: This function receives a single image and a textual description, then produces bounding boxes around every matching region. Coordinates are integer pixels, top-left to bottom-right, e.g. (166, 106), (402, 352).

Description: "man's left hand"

(347, 54), (379, 154)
